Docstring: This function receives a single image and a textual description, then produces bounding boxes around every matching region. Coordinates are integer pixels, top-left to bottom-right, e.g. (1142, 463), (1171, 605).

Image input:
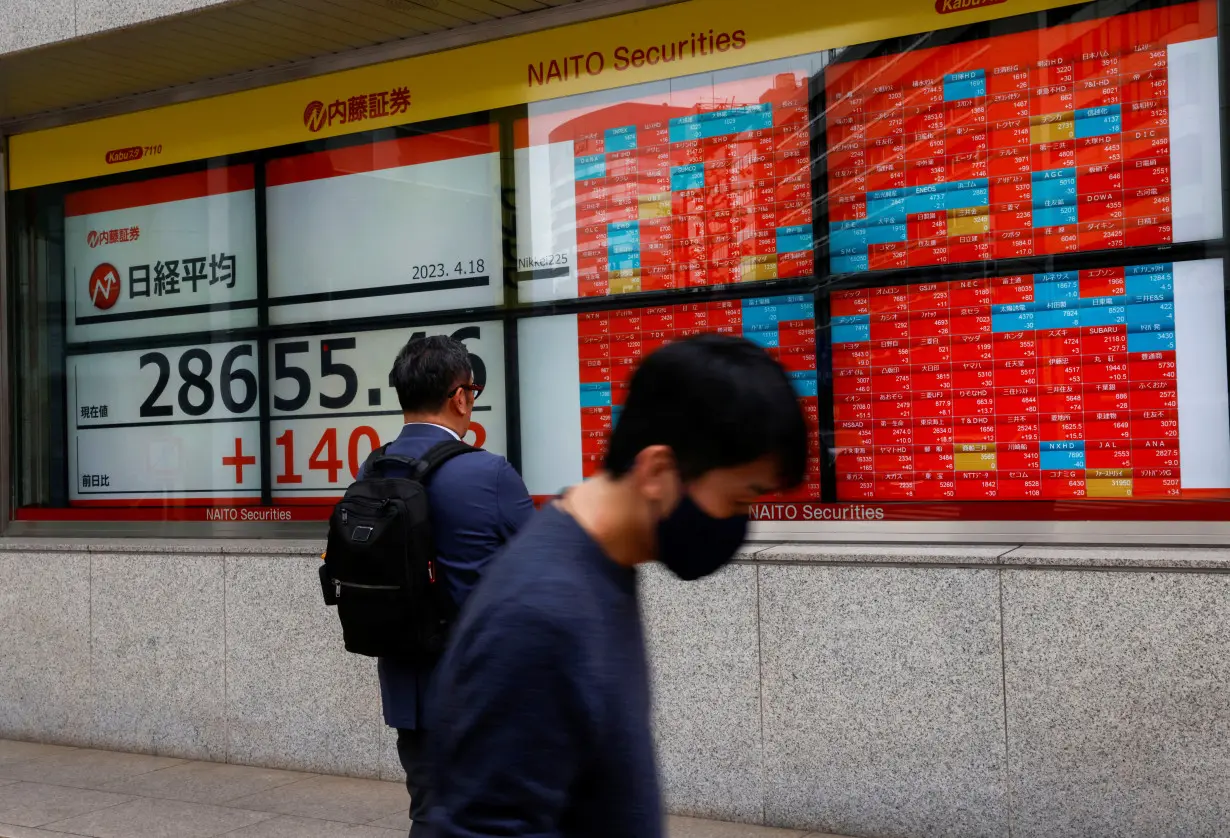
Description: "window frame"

(5, 0), (1230, 544)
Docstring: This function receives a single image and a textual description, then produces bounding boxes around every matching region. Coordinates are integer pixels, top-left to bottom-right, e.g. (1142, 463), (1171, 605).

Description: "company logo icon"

(303, 88), (411, 133)
(105, 146), (144, 165)
(936, 0), (1006, 12)
(88, 263), (122, 310)
(304, 100), (328, 132)
(87, 227), (140, 248)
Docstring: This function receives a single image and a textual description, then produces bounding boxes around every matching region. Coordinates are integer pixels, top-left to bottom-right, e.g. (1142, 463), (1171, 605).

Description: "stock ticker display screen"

(514, 68), (816, 303)
(817, 0), (1230, 508)
(829, 261), (1230, 502)
(516, 295), (821, 502)
(27, 0), (1230, 524)
(824, 1), (1221, 274)
(60, 127), (505, 514)
(575, 296), (821, 499)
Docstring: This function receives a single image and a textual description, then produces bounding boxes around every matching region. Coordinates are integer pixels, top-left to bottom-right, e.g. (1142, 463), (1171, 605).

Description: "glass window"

(267, 320), (504, 502)
(518, 294), (821, 499)
(6, 132), (509, 526)
(265, 120), (505, 323)
(9, 161), (265, 523)
(5, 0), (1229, 536)
(812, 0), (1230, 514)
(513, 55), (828, 304)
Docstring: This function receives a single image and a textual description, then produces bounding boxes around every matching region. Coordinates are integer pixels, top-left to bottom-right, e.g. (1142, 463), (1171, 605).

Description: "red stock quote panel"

(577, 295), (821, 500)
(830, 260), (1230, 501)
(514, 70), (815, 303)
(825, 0), (1221, 273)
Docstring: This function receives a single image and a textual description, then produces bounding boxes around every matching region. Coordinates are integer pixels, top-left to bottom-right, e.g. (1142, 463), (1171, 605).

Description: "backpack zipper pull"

(334, 579), (342, 598)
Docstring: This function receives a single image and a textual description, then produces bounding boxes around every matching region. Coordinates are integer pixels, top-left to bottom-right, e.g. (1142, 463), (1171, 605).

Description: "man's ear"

(630, 445), (677, 506)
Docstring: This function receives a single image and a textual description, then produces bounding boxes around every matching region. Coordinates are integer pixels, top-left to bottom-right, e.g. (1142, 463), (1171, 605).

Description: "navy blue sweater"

(427, 505), (663, 838)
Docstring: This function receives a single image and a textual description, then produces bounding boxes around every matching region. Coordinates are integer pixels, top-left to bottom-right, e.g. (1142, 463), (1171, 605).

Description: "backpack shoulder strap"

(413, 440), (479, 482)
(366, 443), (391, 464)
(358, 439), (478, 481)
(360, 443), (416, 477)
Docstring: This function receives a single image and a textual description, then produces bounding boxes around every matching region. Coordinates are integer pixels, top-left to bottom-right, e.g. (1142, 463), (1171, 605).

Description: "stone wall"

(3, 538), (1229, 838)
(1, 0), (235, 55)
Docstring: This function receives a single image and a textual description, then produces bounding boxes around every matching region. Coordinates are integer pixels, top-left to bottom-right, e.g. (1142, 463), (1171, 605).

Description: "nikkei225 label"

(268, 321), (505, 499)
(68, 341), (262, 502)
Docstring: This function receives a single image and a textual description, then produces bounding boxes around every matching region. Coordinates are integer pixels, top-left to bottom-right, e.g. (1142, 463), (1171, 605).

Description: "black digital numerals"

(274, 338), (359, 412)
(139, 345), (257, 417)
(408, 260), (486, 281)
(412, 264), (447, 280)
(135, 329), (483, 420)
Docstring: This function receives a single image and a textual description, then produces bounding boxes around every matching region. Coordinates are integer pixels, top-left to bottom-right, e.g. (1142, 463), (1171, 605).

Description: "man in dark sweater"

(426, 334), (808, 838)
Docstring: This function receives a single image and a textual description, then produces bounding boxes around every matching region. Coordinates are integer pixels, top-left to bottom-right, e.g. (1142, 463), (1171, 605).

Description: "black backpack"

(319, 439), (477, 662)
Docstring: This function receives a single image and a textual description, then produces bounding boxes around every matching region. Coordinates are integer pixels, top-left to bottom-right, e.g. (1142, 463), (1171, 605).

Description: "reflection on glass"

(518, 296), (821, 501)
(515, 58), (829, 303)
(830, 259), (1230, 502)
(824, 0), (1221, 274)
(265, 124), (503, 324)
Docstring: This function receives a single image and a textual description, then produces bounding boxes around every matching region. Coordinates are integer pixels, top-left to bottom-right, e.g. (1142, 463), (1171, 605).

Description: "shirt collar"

(402, 422), (461, 441)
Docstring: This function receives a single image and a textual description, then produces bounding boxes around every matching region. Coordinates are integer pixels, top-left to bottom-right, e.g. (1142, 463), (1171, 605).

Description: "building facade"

(3, 0), (1230, 835)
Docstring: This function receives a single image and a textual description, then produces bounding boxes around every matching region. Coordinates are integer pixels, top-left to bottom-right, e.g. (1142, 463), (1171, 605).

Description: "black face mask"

(656, 495), (750, 581)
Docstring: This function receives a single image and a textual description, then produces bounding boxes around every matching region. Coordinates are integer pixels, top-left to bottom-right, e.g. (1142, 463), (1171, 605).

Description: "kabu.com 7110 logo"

(303, 87), (412, 133)
(935, 0), (1007, 12)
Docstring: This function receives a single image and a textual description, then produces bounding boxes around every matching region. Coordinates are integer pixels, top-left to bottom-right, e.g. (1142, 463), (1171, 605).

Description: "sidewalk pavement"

(0, 740), (850, 838)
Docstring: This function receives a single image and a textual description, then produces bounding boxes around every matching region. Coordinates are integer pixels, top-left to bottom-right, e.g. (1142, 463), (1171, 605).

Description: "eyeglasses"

(450, 383), (483, 401)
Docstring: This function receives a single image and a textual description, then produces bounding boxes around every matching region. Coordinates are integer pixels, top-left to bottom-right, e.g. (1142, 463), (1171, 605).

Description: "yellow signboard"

(8, 0), (1080, 190)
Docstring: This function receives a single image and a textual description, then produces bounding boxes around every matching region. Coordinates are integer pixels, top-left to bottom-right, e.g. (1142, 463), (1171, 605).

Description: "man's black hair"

(605, 333), (808, 487)
(389, 335), (473, 414)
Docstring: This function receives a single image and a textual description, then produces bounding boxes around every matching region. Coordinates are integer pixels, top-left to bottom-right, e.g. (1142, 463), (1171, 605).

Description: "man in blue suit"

(375, 334), (535, 837)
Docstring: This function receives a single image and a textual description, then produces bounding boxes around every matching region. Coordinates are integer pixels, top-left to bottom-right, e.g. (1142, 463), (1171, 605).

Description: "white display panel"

(518, 315), (585, 496)
(268, 321), (505, 499)
(67, 341), (262, 502)
(1174, 259), (1230, 488)
(266, 125), (504, 325)
(63, 167), (258, 343)
(514, 139), (582, 303)
(1168, 37), (1224, 243)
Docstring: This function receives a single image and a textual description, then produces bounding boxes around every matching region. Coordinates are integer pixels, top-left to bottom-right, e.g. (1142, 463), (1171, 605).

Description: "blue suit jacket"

(368, 423), (535, 730)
